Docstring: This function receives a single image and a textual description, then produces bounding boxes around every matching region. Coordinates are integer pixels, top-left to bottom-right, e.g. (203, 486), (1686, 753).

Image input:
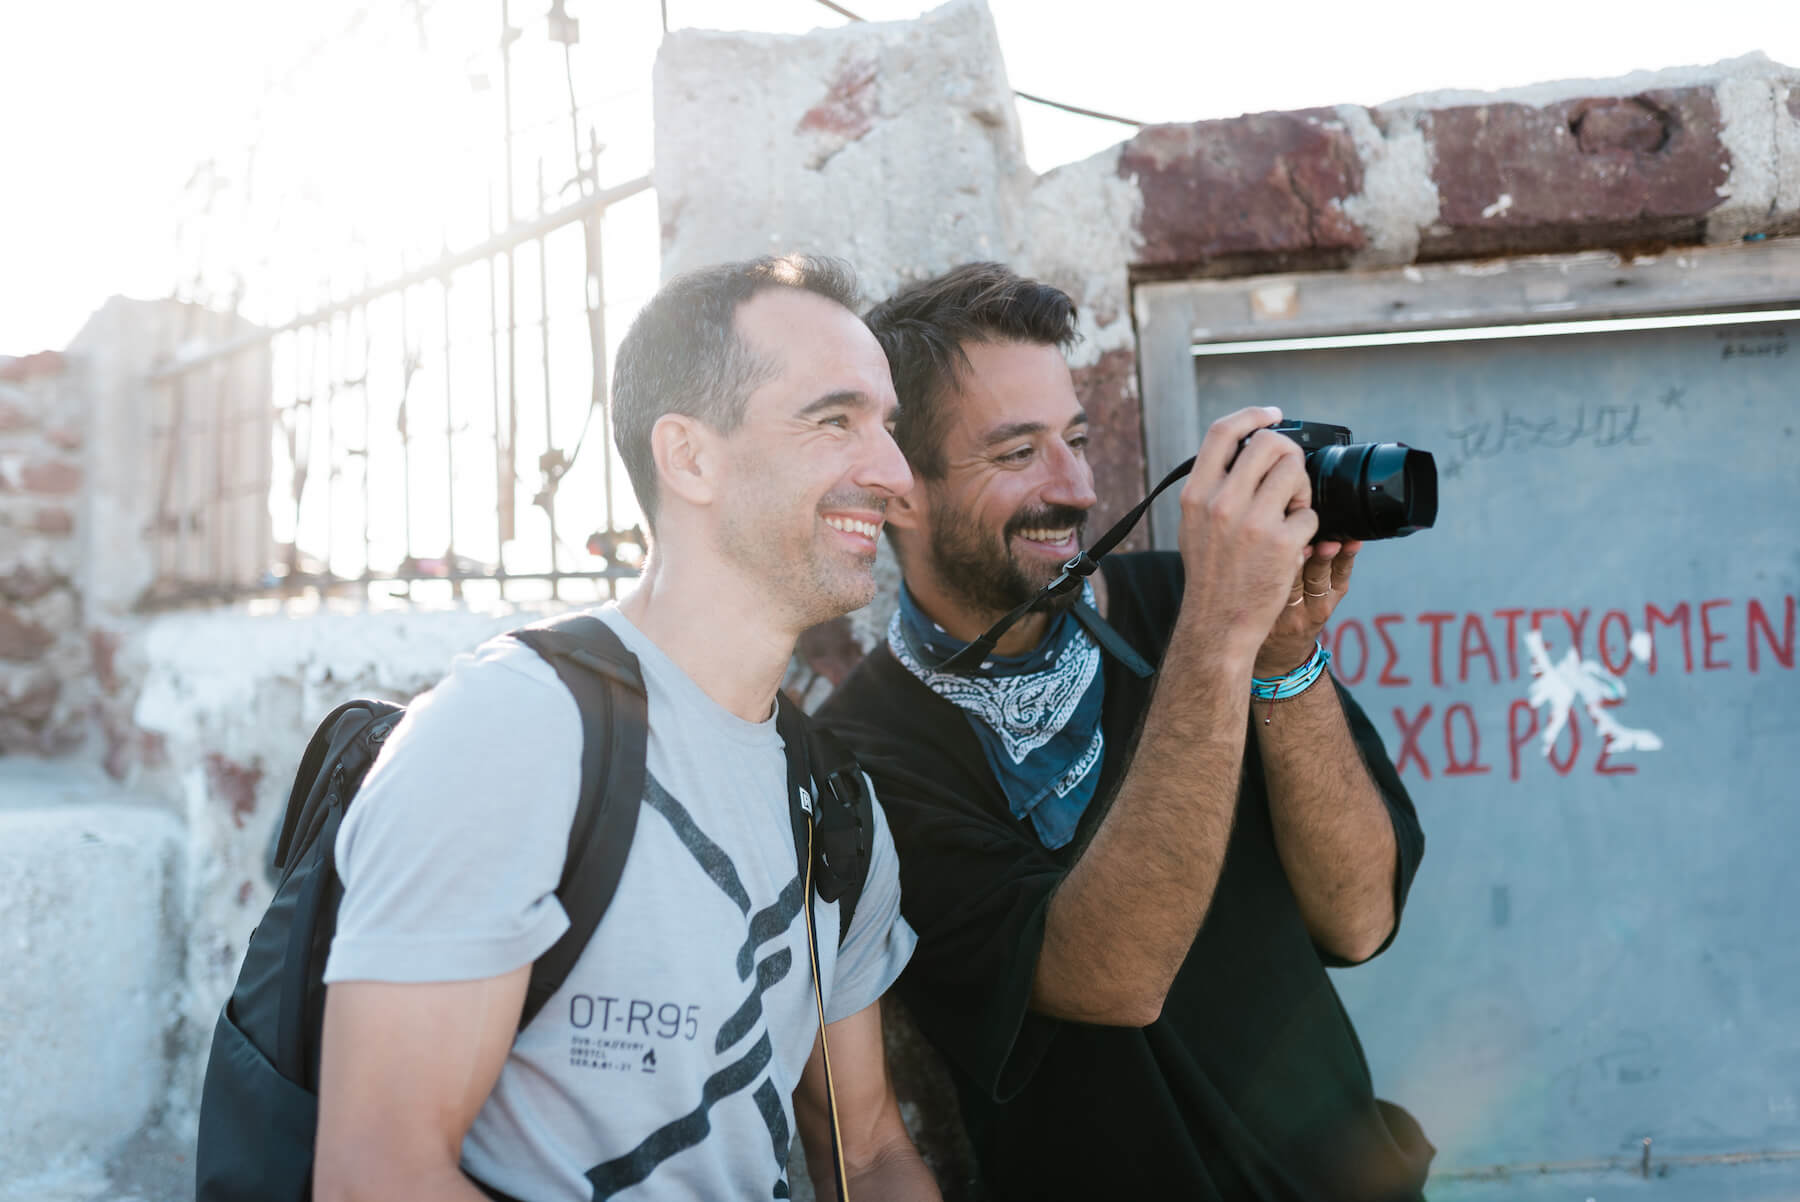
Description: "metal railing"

(142, 0), (652, 609)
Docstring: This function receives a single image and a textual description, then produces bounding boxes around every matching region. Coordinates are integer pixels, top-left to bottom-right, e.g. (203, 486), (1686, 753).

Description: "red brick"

(0, 351), (67, 384)
(32, 507), (73, 535)
(0, 565), (63, 603)
(1416, 87), (1728, 259)
(1121, 109), (1366, 277)
(0, 402), (34, 433)
(797, 616), (865, 687)
(0, 604), (55, 660)
(21, 460), (81, 495)
(1070, 347), (1148, 551)
(206, 752), (264, 829)
(89, 628), (121, 694)
(3, 672), (60, 723)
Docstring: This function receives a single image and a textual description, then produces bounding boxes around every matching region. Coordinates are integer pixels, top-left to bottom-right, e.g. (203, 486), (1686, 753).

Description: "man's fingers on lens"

(1286, 502), (1320, 548)
(1330, 540), (1362, 592)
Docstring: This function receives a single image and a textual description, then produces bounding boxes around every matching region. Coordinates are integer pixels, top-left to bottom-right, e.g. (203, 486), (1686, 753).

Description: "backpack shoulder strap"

(774, 695), (874, 945)
(510, 612), (648, 1031)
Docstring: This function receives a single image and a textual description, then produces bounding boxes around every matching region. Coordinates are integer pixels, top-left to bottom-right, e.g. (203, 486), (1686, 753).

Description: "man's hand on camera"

(1174, 405), (1319, 663)
(1255, 539), (1362, 676)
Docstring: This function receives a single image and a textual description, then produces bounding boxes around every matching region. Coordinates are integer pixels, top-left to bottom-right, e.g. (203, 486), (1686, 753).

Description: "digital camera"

(1262, 420), (1437, 542)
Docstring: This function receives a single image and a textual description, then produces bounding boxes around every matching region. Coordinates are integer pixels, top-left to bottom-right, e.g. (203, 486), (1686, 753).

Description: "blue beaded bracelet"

(1250, 641), (1331, 702)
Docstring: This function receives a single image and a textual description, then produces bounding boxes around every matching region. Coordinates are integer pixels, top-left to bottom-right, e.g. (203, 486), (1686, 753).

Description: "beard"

(925, 495), (1089, 620)
(715, 466), (888, 630)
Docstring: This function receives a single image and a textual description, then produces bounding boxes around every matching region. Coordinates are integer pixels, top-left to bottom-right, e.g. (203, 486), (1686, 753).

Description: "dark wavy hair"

(862, 262), (1079, 480)
(611, 254), (860, 524)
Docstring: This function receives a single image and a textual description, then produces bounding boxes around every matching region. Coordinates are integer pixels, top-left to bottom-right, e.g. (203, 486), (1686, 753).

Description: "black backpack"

(195, 611), (874, 1202)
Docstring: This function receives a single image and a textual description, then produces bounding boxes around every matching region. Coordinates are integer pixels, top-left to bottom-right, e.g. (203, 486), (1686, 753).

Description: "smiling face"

(710, 287), (912, 628)
(901, 338), (1097, 623)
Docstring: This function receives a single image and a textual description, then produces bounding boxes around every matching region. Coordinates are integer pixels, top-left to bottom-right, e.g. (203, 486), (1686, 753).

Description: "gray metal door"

(1181, 316), (1798, 1197)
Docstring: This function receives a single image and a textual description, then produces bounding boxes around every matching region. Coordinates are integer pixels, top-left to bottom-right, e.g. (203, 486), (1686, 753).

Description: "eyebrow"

(799, 390), (871, 418)
(980, 411), (1089, 447)
(799, 390), (902, 426)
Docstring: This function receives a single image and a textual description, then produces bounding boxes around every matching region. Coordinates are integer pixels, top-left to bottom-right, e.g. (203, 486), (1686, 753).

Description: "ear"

(650, 413), (721, 510)
(883, 479), (928, 533)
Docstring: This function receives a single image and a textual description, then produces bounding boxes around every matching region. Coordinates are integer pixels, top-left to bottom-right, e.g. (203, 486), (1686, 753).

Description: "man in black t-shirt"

(819, 263), (1432, 1200)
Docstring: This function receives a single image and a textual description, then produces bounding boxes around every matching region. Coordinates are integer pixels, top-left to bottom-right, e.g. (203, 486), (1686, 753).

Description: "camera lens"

(1308, 442), (1437, 541)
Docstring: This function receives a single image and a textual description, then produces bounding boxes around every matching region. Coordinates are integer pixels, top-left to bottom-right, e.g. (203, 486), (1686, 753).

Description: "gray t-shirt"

(325, 605), (916, 1200)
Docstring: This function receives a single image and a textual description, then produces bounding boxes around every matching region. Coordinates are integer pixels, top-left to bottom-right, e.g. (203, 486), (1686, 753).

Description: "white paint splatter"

(1523, 630), (1664, 759)
(1629, 631), (1653, 663)
(1481, 192), (1515, 218)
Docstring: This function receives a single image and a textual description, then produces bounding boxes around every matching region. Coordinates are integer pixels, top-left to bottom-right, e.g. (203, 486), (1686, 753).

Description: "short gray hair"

(611, 254), (861, 525)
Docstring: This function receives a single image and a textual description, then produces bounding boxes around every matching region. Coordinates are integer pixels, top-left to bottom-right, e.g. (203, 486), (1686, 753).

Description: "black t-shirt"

(819, 552), (1433, 1201)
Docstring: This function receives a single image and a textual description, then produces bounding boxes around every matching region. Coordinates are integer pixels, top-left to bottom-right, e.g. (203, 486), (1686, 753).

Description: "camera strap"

(932, 454), (1197, 672)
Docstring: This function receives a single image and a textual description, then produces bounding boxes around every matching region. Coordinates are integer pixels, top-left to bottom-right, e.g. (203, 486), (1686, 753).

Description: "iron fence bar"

(500, 0), (521, 556)
(211, 341), (228, 588)
(535, 161), (560, 599)
(398, 279), (417, 592)
(359, 300), (374, 582)
(324, 310), (339, 576)
(283, 316), (305, 581)
(147, 175), (651, 382)
(441, 275), (461, 601)
(486, 218), (511, 595)
(584, 205), (612, 600)
(154, 298), (208, 581)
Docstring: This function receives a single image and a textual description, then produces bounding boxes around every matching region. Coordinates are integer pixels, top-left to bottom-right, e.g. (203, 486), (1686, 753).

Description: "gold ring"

(1304, 584), (1332, 598)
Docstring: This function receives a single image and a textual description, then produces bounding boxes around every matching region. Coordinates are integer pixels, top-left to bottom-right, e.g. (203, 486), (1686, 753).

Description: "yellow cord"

(804, 815), (852, 1201)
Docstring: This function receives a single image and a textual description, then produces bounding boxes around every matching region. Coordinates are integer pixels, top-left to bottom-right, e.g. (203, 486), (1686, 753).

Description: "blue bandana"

(890, 584), (1105, 850)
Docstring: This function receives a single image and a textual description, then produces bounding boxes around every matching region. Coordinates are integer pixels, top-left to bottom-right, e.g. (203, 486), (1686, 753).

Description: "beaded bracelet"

(1251, 641), (1331, 723)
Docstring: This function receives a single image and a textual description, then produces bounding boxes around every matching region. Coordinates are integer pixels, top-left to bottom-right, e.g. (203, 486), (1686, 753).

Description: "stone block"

(0, 765), (184, 1183)
(1120, 108), (1366, 277)
(20, 458), (83, 496)
(0, 602), (55, 660)
(1714, 69), (1800, 241)
(654, 0), (1033, 301)
(1414, 87), (1730, 258)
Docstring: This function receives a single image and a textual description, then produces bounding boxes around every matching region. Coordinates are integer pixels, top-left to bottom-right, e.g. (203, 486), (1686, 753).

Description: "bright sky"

(1, 0), (1794, 356)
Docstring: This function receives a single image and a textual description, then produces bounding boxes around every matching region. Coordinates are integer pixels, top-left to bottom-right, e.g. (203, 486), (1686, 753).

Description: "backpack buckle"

(812, 767), (869, 904)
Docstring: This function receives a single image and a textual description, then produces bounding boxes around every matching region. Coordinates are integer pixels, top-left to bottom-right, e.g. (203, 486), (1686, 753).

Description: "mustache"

(817, 488), (889, 517)
(1004, 505), (1088, 541)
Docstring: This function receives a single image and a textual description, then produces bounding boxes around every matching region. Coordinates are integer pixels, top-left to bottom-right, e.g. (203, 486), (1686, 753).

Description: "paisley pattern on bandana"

(887, 609), (1099, 764)
(889, 584), (1105, 849)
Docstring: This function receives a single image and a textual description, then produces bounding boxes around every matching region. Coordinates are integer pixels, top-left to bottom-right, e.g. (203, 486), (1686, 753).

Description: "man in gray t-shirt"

(313, 257), (939, 1202)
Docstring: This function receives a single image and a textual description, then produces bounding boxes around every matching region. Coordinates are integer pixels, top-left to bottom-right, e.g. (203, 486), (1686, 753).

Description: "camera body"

(1261, 419), (1437, 542)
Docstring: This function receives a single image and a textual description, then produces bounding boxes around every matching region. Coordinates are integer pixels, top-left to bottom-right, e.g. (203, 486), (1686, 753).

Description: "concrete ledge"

(0, 763), (184, 1183)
